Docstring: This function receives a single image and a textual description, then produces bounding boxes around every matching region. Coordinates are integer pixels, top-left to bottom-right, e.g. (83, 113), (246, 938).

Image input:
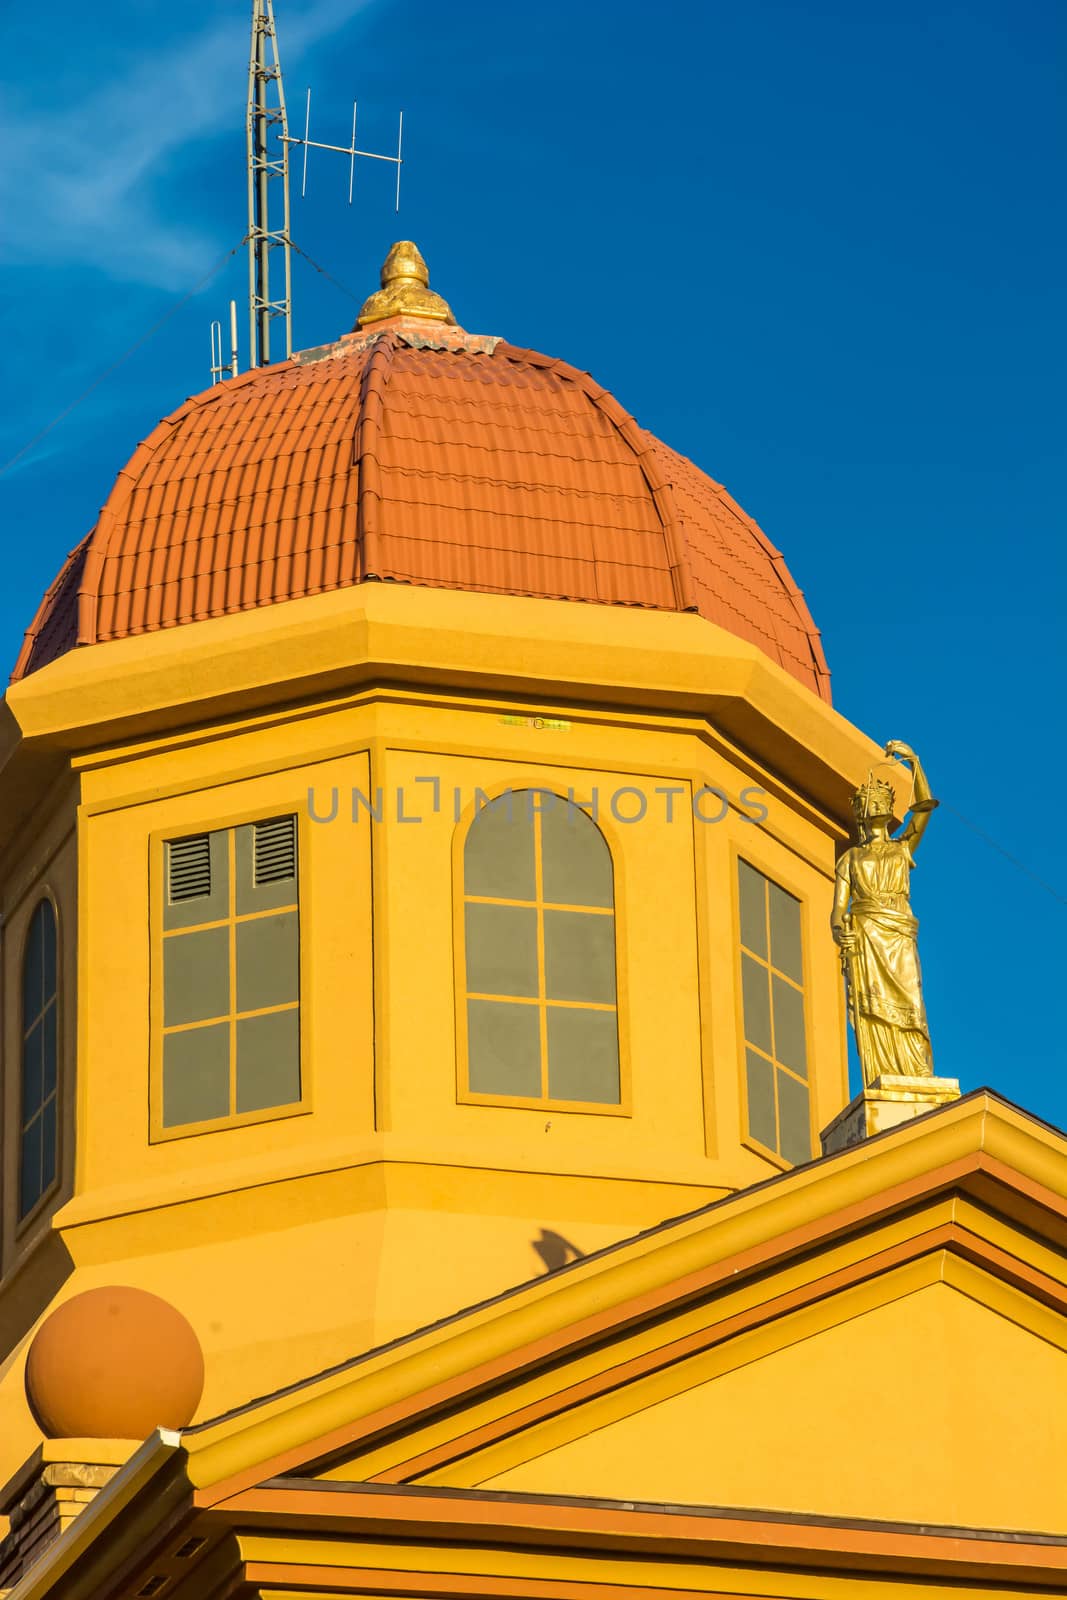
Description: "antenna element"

(284, 89), (404, 213)
(210, 303), (240, 385)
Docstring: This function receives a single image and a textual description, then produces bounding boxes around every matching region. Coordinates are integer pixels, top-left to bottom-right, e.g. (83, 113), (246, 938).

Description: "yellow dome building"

(0, 247), (1063, 1599)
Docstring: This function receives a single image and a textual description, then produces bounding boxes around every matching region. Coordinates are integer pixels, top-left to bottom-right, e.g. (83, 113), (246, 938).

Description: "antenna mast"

(247, 0), (292, 367)
(235, 0), (406, 379)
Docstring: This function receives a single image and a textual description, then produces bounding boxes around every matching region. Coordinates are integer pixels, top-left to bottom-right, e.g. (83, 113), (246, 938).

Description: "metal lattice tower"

(239, 0), (406, 378)
(247, 0), (292, 367)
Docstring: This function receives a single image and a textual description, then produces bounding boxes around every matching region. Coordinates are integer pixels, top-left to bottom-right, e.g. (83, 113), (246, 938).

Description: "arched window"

(20, 899), (59, 1219)
(460, 790), (620, 1108)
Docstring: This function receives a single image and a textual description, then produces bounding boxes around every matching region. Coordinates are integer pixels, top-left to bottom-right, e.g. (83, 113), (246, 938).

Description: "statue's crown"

(851, 775), (895, 817)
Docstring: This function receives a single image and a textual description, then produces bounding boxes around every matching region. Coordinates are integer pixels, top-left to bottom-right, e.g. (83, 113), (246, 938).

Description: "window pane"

(467, 999), (541, 1097)
(22, 1020), (43, 1122)
(746, 1049), (777, 1151)
(19, 902), (58, 1215)
(464, 793), (536, 901)
(235, 818), (299, 915)
(465, 902), (539, 997)
(163, 1022), (231, 1127)
(772, 975), (807, 1077)
(42, 1003), (58, 1098)
(41, 1097), (57, 1193)
(23, 907), (45, 1022)
(20, 1124), (42, 1219)
(236, 1008), (300, 1113)
(741, 953), (772, 1054)
(41, 905), (57, 1005)
(540, 802), (613, 908)
(163, 927), (230, 1026)
(236, 911), (299, 1013)
(778, 1069), (811, 1166)
(164, 829), (229, 931)
(546, 1007), (620, 1104)
(543, 910), (616, 1004)
(768, 882), (803, 983)
(738, 861), (768, 959)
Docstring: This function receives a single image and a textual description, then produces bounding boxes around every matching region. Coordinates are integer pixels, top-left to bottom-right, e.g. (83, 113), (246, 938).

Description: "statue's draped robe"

(836, 837), (933, 1082)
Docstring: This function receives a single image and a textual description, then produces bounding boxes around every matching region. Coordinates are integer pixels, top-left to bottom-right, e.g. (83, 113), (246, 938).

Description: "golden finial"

(356, 241), (455, 328)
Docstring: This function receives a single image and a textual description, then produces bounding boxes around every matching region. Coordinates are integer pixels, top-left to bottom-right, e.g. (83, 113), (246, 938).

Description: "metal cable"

(941, 802), (1066, 907)
(289, 237), (361, 304)
(0, 241), (245, 480)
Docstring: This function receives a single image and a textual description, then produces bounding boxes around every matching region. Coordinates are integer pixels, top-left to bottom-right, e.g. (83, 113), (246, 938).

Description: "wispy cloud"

(0, 0), (372, 290)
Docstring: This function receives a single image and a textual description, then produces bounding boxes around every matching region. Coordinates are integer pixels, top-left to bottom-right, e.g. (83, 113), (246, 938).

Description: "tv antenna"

(235, 0), (405, 375)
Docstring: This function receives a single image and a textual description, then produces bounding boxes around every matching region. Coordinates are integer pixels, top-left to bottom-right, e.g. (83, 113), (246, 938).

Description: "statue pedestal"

(820, 1074), (961, 1155)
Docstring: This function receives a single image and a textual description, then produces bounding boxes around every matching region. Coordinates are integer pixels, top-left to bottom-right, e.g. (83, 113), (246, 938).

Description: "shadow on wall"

(531, 1229), (584, 1274)
(0, 1231), (75, 1371)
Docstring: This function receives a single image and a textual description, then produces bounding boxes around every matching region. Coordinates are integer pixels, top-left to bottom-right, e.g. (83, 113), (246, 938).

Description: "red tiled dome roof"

(14, 319), (830, 700)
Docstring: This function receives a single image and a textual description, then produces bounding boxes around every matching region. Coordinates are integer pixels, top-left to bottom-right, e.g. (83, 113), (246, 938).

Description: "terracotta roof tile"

(13, 329), (829, 701)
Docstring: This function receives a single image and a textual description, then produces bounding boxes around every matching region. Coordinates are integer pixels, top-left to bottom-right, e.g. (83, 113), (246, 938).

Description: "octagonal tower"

(0, 244), (882, 1473)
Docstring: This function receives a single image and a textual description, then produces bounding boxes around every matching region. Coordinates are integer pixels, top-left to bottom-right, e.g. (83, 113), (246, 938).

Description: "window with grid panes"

(159, 816), (300, 1130)
(737, 859), (812, 1165)
(20, 899), (59, 1218)
(461, 791), (620, 1107)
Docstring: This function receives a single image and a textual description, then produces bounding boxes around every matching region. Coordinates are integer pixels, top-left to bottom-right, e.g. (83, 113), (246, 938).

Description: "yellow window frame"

(149, 804), (310, 1143)
(733, 848), (816, 1168)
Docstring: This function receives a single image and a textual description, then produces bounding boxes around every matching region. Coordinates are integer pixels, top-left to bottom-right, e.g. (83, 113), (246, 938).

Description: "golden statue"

(831, 742), (938, 1086)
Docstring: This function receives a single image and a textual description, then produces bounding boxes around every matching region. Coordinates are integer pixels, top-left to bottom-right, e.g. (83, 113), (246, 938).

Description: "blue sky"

(2, 0), (1065, 1125)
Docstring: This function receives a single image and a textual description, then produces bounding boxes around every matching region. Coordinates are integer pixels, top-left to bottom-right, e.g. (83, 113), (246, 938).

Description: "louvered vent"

(167, 834), (211, 903)
(254, 815), (297, 886)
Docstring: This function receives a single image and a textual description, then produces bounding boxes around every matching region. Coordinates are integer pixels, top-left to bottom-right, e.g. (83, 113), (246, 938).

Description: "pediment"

(176, 1092), (1066, 1548)
(471, 1272), (1066, 1532)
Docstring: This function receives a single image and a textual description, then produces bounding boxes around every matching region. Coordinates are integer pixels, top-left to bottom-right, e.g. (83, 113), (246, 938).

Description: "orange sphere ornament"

(25, 1287), (204, 1440)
